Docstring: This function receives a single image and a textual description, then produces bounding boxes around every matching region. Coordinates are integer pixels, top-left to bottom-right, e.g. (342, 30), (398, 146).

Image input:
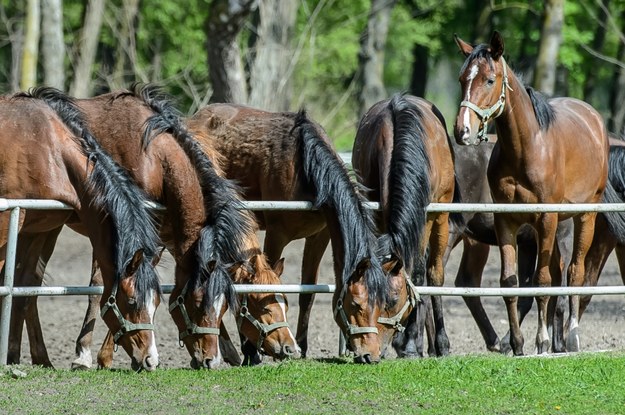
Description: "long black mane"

(295, 110), (388, 307)
(20, 87), (161, 307)
(130, 83), (251, 311)
(602, 145), (625, 244)
(384, 94), (430, 275)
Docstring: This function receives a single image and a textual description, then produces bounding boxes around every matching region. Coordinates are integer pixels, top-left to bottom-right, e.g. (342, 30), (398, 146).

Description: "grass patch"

(1, 353), (624, 414)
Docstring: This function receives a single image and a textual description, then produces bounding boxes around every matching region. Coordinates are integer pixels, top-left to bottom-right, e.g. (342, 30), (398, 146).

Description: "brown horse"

(0, 90), (162, 371)
(187, 104), (390, 364)
(454, 32), (609, 355)
(352, 93), (459, 357)
(9, 86), (299, 369)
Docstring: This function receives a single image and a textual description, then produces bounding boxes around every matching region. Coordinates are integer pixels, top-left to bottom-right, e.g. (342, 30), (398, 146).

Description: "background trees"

(1, 0), (624, 149)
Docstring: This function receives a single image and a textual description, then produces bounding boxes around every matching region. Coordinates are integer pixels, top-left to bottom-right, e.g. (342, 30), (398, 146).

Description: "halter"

(376, 275), (420, 332)
(333, 281), (379, 343)
(236, 294), (291, 352)
(100, 277), (155, 344)
(460, 57), (513, 142)
(168, 280), (221, 347)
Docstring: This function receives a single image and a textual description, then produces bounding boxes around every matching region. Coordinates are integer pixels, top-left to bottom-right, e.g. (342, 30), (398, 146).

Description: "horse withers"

(454, 32), (608, 355)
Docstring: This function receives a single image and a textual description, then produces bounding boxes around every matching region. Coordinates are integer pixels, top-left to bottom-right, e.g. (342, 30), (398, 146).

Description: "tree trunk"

(110, 0), (141, 90)
(356, 0), (397, 119)
(41, 0), (65, 90)
(247, 0), (298, 111)
(609, 10), (625, 136)
(206, 0), (257, 104)
(409, 44), (428, 98)
(20, 0), (40, 91)
(533, 0), (564, 95)
(583, 0), (610, 102)
(69, 0), (105, 98)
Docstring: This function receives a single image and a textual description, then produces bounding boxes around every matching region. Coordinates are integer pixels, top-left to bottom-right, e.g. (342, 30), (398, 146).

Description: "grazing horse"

(187, 105), (389, 363)
(0, 90), (162, 371)
(352, 93), (459, 357)
(454, 32), (608, 355)
(9, 85), (299, 369)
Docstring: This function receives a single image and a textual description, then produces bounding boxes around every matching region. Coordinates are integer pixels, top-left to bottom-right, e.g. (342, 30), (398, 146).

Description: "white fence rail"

(2, 198), (625, 366)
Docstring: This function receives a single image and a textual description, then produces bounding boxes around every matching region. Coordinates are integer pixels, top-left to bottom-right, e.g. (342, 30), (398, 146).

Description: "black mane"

(20, 87), (161, 307)
(132, 83), (250, 311)
(295, 110), (389, 307)
(525, 87), (556, 131)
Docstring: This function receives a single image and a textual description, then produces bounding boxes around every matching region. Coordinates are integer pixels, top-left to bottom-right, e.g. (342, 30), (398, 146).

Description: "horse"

(187, 104), (390, 364)
(351, 93), (459, 357)
(454, 31), (609, 355)
(8, 85), (299, 369)
(0, 89), (162, 371)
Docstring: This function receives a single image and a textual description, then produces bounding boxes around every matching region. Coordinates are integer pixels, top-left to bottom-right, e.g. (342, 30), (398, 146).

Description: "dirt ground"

(14, 227), (625, 369)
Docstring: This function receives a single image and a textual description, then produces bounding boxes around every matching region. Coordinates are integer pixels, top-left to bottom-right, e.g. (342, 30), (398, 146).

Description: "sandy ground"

(12, 227), (625, 369)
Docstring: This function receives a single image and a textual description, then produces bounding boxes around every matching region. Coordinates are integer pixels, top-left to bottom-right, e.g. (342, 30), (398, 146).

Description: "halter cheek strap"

(460, 57), (513, 142)
(333, 282), (379, 341)
(376, 275), (420, 332)
(100, 278), (155, 345)
(168, 280), (221, 347)
(236, 294), (291, 352)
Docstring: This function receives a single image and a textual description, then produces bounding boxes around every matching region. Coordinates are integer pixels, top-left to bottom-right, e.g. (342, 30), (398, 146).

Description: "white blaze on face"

(146, 290), (159, 363)
(274, 294), (298, 349)
(463, 64), (479, 134)
(210, 293), (226, 321)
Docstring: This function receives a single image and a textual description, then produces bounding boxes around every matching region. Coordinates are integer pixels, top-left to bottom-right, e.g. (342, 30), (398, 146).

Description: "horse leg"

(426, 213), (451, 356)
(549, 220), (574, 353)
(297, 229), (330, 358)
(454, 237), (500, 352)
(72, 257), (102, 370)
(494, 216), (524, 355)
(565, 212), (598, 352)
(96, 330), (114, 369)
(392, 290), (428, 358)
(546, 239), (564, 353)
(533, 213), (558, 354)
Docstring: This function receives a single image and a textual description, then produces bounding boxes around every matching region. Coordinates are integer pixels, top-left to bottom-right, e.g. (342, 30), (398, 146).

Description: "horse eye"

(487, 78), (495, 86)
(128, 297), (137, 307)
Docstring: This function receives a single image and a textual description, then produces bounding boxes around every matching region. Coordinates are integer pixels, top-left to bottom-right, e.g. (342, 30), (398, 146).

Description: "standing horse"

(187, 105), (389, 363)
(454, 32), (609, 355)
(9, 85), (299, 369)
(0, 90), (162, 371)
(352, 93), (458, 357)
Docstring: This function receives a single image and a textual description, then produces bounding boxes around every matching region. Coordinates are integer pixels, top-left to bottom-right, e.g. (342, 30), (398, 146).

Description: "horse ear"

(490, 31), (504, 60)
(151, 246), (166, 267)
(454, 33), (473, 57)
(381, 255), (403, 276)
(272, 258), (285, 277)
(125, 249), (144, 276)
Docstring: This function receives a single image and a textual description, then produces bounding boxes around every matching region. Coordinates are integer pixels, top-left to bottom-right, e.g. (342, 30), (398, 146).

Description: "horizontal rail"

(1, 284), (625, 297)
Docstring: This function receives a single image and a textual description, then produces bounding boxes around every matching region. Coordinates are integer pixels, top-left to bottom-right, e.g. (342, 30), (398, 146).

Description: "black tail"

(385, 94), (430, 275)
(295, 110), (388, 306)
(602, 146), (625, 244)
(449, 176), (466, 233)
(132, 83), (246, 310)
(22, 87), (161, 306)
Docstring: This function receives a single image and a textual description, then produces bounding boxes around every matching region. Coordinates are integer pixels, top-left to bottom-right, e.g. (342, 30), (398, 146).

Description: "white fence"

(3, 198), (625, 366)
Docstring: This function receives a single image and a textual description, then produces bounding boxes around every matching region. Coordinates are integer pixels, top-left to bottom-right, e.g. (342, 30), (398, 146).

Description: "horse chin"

(263, 337), (301, 361)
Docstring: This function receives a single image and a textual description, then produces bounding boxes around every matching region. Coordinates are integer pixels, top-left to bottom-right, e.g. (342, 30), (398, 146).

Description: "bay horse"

(187, 104), (390, 364)
(454, 32), (609, 355)
(0, 90), (162, 371)
(9, 85), (299, 369)
(352, 93), (459, 357)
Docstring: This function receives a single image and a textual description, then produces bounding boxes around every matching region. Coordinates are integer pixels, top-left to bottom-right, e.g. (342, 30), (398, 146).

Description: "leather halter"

(100, 277), (155, 344)
(168, 280), (221, 346)
(333, 281), (379, 342)
(236, 294), (291, 352)
(376, 275), (420, 332)
(460, 57), (513, 142)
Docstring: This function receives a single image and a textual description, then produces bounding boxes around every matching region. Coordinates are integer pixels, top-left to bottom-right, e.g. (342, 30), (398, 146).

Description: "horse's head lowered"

(233, 254), (300, 360)
(454, 31), (512, 145)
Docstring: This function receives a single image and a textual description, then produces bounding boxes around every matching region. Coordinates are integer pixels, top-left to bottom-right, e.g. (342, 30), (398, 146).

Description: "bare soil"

(15, 227), (625, 369)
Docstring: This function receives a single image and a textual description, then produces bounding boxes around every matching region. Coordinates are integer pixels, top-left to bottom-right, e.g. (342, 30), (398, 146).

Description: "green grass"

(1, 353), (624, 414)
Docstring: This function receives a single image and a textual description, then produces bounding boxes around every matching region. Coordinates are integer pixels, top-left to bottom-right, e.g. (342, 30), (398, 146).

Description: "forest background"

(3, 0), (624, 150)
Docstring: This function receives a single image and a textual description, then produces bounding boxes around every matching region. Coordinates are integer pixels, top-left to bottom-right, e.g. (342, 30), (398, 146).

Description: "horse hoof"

(71, 359), (92, 371)
(566, 328), (580, 352)
(536, 340), (550, 355)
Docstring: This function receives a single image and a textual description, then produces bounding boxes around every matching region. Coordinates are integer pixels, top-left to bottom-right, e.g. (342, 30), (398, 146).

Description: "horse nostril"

(354, 353), (373, 364)
(282, 345), (293, 357)
(202, 358), (212, 369)
(143, 355), (158, 371)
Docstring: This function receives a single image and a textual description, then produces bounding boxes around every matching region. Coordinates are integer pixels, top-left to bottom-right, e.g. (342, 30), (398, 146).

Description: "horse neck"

(494, 69), (541, 159)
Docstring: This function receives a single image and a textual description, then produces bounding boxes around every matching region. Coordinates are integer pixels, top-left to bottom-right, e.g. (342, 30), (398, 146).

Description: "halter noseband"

(236, 294), (291, 352)
(333, 281), (379, 343)
(459, 57), (513, 142)
(100, 277), (155, 345)
(168, 280), (221, 347)
(376, 275), (420, 332)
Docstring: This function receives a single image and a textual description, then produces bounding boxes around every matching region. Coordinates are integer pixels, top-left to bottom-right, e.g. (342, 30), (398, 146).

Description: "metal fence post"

(0, 207), (20, 366)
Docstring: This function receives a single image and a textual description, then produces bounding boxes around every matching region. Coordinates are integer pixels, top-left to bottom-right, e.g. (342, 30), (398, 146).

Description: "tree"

(20, 0), (39, 91)
(69, 0), (105, 98)
(356, 0), (397, 119)
(205, 0), (256, 104)
(40, 0), (64, 90)
(533, 0), (564, 95)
